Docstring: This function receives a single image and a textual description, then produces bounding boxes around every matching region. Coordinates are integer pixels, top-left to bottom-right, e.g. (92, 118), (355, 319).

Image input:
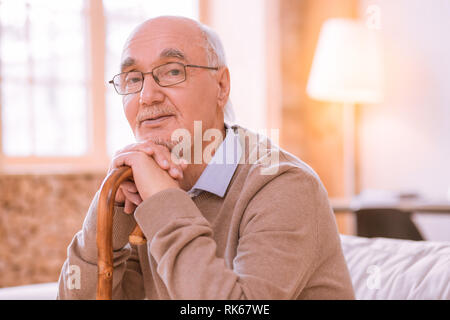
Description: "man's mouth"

(139, 114), (174, 127)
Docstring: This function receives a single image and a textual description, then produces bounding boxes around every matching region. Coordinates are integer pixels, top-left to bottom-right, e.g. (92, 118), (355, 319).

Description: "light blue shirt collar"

(187, 125), (242, 198)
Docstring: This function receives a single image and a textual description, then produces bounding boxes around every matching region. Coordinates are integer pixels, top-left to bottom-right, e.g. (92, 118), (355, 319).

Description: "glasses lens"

(153, 63), (185, 86)
(115, 71), (143, 94)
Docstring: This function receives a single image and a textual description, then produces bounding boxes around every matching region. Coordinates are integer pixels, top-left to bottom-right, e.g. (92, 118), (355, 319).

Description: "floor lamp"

(307, 18), (383, 198)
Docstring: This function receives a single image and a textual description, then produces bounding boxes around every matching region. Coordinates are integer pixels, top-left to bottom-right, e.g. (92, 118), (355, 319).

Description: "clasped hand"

(109, 141), (187, 214)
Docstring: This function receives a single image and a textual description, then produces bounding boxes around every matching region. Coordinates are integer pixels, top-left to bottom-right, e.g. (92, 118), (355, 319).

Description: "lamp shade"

(307, 18), (383, 104)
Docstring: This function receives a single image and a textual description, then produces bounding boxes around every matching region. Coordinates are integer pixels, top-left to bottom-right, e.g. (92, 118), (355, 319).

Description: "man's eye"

(169, 69), (181, 76)
(127, 77), (141, 83)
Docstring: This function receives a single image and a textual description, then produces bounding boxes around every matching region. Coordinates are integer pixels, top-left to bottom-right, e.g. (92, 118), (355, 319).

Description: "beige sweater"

(57, 126), (355, 299)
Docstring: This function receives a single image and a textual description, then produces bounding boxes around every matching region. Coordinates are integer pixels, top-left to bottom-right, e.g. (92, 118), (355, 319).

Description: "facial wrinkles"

(123, 33), (201, 67)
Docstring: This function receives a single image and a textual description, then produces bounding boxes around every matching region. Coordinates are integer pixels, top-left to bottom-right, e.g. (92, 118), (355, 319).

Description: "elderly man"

(58, 16), (354, 300)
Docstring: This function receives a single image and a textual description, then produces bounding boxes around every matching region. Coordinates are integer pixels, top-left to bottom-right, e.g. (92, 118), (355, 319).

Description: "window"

(0, 0), (87, 157)
(0, 0), (198, 173)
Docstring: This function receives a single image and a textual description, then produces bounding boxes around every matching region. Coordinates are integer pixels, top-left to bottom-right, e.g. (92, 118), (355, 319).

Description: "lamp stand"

(342, 102), (356, 198)
(342, 102), (358, 235)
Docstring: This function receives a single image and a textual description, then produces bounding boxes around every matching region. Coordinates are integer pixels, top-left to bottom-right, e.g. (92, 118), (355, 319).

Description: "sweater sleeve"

(237, 169), (354, 299)
(57, 191), (145, 300)
(133, 169), (353, 299)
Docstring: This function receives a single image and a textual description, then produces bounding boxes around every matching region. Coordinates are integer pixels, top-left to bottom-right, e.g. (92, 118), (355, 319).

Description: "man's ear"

(216, 67), (230, 110)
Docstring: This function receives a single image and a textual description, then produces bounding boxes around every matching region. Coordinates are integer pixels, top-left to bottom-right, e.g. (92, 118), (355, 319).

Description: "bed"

(0, 234), (448, 300)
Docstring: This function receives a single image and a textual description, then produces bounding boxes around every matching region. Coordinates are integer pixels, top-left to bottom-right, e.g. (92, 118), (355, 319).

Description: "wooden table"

(331, 197), (450, 213)
(330, 197), (450, 240)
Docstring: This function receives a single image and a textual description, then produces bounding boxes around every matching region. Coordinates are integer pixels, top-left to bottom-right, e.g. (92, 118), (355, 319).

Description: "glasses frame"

(108, 62), (219, 95)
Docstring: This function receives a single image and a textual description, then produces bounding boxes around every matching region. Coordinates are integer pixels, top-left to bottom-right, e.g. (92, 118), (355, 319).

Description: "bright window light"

(0, 0), (87, 156)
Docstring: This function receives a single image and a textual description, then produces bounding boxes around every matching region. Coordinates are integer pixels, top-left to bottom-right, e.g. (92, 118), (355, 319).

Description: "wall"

(278, 0), (358, 234)
(279, 0), (357, 198)
(0, 174), (103, 287)
(201, 0), (271, 131)
(358, 0), (450, 240)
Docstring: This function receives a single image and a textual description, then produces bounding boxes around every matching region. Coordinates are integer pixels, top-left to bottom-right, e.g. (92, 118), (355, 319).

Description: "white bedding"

(340, 235), (450, 299)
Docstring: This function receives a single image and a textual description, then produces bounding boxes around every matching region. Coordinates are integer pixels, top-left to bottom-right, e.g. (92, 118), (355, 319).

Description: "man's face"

(120, 17), (225, 149)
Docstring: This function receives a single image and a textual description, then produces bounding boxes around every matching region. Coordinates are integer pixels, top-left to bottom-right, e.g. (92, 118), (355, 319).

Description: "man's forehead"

(137, 16), (202, 36)
(121, 47), (188, 71)
(121, 27), (204, 71)
(121, 17), (205, 60)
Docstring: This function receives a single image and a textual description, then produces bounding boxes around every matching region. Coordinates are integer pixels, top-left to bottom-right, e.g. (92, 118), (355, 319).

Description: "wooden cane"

(96, 166), (147, 300)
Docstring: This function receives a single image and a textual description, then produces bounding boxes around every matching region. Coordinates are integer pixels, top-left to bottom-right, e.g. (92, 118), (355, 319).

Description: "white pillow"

(340, 235), (450, 299)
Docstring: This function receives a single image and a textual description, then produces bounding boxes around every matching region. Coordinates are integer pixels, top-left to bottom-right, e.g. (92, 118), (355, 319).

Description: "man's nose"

(139, 73), (165, 105)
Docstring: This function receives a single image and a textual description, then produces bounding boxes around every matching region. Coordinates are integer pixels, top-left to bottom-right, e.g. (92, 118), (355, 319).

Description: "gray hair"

(197, 22), (236, 124)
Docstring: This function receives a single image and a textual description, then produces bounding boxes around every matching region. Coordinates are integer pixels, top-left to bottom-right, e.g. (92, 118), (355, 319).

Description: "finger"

(154, 152), (184, 180)
(110, 144), (155, 174)
(123, 141), (185, 179)
(151, 144), (185, 175)
(111, 151), (138, 169)
(121, 180), (138, 193)
(124, 199), (136, 214)
(144, 144), (184, 179)
(179, 158), (189, 170)
(115, 142), (171, 172)
(114, 142), (155, 158)
(115, 186), (126, 204)
(169, 166), (183, 180)
(151, 150), (171, 170)
(113, 147), (183, 181)
(123, 188), (142, 206)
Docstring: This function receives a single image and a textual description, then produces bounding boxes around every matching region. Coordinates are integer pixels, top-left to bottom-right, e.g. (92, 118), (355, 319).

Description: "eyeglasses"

(109, 62), (218, 95)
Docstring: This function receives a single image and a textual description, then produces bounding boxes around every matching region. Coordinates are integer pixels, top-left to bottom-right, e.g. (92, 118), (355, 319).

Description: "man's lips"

(139, 115), (174, 127)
